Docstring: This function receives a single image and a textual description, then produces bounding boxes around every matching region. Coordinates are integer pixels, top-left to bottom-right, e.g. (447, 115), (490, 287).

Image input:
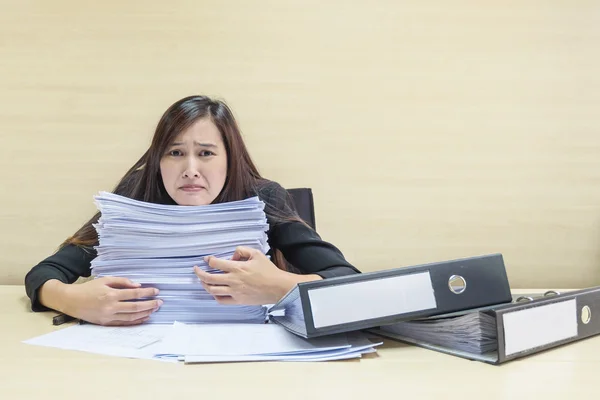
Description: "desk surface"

(2, 285), (598, 400)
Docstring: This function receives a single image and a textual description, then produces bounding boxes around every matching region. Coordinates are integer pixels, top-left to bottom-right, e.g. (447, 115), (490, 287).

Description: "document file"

(265, 253), (512, 338)
(371, 287), (600, 364)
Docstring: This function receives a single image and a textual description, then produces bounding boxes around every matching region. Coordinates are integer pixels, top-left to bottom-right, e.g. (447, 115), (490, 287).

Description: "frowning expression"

(159, 118), (228, 206)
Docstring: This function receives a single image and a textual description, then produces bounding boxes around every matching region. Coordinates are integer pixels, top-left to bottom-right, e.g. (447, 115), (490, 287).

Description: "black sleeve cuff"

(314, 266), (361, 279)
(25, 274), (68, 312)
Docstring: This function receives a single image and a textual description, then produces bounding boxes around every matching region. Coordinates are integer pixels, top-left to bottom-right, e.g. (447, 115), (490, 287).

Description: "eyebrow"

(170, 141), (217, 148)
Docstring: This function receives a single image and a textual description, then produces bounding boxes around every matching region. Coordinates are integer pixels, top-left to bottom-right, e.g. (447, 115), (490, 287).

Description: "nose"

(182, 156), (200, 179)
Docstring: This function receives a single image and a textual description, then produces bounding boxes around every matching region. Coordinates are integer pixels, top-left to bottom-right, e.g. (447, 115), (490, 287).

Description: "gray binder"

(267, 253), (512, 338)
(371, 286), (600, 364)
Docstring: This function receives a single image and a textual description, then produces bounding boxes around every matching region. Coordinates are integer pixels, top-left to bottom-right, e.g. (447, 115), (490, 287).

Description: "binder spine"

(497, 287), (600, 363)
(297, 253), (511, 338)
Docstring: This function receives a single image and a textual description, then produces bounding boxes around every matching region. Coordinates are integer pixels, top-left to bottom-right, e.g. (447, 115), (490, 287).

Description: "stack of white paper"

(90, 192), (271, 324)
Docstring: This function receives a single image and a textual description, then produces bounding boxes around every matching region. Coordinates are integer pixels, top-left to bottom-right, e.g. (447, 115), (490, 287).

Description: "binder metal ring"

(448, 275), (466, 294)
(516, 296), (534, 303)
(581, 305), (591, 324)
(544, 290), (561, 297)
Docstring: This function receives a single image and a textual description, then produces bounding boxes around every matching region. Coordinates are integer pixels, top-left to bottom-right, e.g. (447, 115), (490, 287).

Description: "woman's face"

(159, 118), (228, 206)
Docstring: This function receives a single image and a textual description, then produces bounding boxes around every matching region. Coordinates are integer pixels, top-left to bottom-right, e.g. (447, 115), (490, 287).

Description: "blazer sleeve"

(259, 182), (361, 279)
(24, 244), (96, 312)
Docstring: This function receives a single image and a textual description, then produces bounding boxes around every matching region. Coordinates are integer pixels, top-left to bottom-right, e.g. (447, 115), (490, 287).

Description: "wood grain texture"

(3, 285), (600, 400)
(1, 1), (599, 287)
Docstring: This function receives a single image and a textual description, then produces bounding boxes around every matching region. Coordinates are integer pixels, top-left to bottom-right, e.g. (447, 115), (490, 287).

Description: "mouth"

(179, 185), (205, 192)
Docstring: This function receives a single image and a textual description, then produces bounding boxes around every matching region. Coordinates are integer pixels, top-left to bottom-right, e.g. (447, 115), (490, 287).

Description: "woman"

(25, 95), (360, 326)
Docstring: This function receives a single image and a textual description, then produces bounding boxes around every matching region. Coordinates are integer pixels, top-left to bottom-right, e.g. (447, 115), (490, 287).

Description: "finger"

(114, 287), (159, 301)
(101, 276), (142, 289)
(108, 315), (151, 326)
(232, 246), (257, 261)
(207, 256), (242, 272)
(214, 296), (238, 305)
(194, 267), (230, 285)
(202, 282), (232, 297)
(115, 299), (163, 313)
(113, 308), (157, 322)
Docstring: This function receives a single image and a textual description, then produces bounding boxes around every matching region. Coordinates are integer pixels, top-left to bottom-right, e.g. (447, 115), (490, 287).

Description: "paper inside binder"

(379, 312), (499, 354)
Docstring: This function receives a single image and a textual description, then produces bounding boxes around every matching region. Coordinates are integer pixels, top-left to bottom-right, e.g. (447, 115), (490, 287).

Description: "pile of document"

(23, 323), (383, 363)
(90, 191), (271, 324)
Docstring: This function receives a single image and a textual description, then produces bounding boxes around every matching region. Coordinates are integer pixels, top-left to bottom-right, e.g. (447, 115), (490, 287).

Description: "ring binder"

(371, 286), (600, 365)
(267, 253), (512, 338)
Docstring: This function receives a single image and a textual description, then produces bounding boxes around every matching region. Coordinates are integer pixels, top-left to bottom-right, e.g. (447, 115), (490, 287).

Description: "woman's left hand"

(194, 247), (304, 305)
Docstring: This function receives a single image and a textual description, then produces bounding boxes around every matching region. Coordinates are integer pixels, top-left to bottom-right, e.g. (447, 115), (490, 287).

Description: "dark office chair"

(286, 188), (316, 230)
(279, 187), (316, 273)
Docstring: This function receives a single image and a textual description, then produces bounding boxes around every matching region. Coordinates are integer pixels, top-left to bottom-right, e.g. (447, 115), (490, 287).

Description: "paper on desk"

(182, 330), (382, 363)
(183, 352), (362, 363)
(23, 322), (382, 364)
(22, 324), (175, 362)
(152, 322), (382, 362)
(152, 322), (350, 357)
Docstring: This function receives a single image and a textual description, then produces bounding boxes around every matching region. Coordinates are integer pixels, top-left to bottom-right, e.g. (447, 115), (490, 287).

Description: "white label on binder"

(308, 271), (437, 329)
(503, 299), (578, 356)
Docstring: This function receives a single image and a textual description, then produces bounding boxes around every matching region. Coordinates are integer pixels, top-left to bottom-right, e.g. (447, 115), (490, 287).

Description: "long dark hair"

(63, 95), (300, 269)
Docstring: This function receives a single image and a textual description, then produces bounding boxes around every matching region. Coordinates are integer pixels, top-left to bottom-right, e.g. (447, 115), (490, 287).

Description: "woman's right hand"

(59, 277), (162, 326)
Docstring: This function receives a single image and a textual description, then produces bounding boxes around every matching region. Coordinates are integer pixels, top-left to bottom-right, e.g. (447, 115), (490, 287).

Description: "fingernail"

(153, 289), (159, 295)
(204, 256), (209, 262)
(157, 300), (164, 306)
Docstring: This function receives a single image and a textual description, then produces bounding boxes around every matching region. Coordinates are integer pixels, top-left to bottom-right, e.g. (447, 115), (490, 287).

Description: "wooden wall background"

(1, 1), (599, 288)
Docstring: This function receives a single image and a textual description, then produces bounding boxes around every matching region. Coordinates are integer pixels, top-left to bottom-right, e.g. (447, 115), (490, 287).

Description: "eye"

(199, 150), (215, 157)
(168, 149), (183, 157)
